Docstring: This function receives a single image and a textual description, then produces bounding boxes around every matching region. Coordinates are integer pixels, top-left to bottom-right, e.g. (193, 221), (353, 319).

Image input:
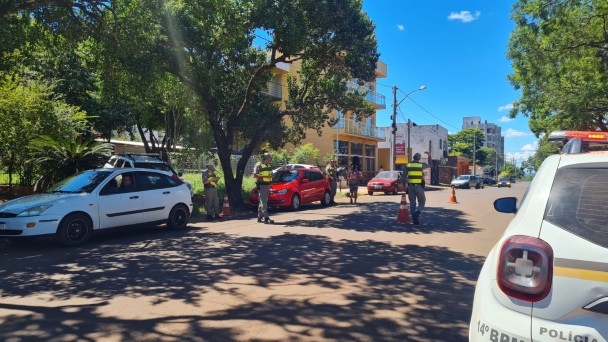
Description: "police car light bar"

(548, 131), (608, 154)
(548, 131), (608, 142)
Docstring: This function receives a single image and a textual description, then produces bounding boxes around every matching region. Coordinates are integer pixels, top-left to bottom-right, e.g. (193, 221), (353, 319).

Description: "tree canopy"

(0, 0), (379, 208)
(508, 0), (608, 135)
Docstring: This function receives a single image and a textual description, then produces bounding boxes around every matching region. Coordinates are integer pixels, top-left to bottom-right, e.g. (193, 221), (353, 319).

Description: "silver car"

(451, 175), (481, 189)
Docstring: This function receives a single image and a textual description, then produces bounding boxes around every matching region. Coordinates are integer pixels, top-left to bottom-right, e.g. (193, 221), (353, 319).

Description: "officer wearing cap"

(325, 159), (338, 204)
(253, 153), (274, 224)
(202, 164), (222, 221)
(406, 152), (426, 225)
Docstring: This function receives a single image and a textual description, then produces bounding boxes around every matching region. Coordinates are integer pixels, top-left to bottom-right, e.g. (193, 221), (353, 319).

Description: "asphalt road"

(0, 182), (528, 342)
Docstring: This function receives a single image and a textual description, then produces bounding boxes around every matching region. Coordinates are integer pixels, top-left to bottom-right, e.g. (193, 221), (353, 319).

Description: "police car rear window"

(544, 168), (608, 248)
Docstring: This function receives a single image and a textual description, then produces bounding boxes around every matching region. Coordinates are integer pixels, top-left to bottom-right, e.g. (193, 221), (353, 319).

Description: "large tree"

(448, 128), (485, 161)
(158, 0), (379, 209)
(508, 0), (608, 135)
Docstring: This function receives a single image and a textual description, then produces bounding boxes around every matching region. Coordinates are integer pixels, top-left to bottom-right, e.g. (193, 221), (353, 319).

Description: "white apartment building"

(462, 116), (505, 168)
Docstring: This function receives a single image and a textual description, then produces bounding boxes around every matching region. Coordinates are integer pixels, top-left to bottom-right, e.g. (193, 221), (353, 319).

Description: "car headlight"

(275, 189), (288, 194)
(17, 204), (53, 217)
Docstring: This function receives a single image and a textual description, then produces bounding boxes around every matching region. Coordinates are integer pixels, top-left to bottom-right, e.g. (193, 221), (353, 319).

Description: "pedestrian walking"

(347, 165), (362, 204)
(406, 153), (426, 225)
(254, 153), (274, 224)
(202, 164), (222, 221)
(325, 159), (338, 205)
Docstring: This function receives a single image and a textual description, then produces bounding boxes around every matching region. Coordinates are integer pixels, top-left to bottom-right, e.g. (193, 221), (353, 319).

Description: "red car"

(249, 168), (331, 210)
(366, 170), (402, 195)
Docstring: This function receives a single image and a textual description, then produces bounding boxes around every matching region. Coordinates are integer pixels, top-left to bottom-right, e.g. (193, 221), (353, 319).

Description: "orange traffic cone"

(221, 195), (232, 216)
(397, 193), (410, 224)
(449, 186), (458, 204)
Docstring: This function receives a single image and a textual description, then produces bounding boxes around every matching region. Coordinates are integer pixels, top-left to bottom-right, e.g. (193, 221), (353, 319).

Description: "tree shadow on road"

(278, 201), (478, 234)
(0, 226), (483, 341)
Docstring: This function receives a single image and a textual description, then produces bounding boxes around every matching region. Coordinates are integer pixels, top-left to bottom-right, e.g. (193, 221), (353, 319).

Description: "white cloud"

(498, 116), (513, 123)
(505, 151), (535, 165)
(498, 104), (513, 112)
(396, 24), (405, 31)
(520, 141), (538, 152)
(447, 11), (480, 23)
(505, 128), (532, 138)
(505, 142), (539, 165)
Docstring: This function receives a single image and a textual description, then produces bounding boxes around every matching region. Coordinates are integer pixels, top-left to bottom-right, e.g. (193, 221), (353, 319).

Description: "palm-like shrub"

(29, 136), (113, 191)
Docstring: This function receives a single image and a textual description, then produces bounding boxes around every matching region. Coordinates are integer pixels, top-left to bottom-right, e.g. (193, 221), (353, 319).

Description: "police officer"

(406, 153), (426, 225)
(254, 153), (274, 224)
(202, 164), (222, 221)
(325, 159), (338, 204)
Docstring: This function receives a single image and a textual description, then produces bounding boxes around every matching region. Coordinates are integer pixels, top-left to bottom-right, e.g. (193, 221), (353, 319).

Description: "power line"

(405, 97), (459, 130)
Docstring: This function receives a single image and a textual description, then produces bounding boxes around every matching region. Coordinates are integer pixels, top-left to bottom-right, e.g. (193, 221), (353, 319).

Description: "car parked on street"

(0, 168), (192, 246)
(497, 178), (511, 188)
(366, 170), (402, 195)
(451, 175), (481, 189)
(469, 131), (608, 342)
(249, 168), (331, 210)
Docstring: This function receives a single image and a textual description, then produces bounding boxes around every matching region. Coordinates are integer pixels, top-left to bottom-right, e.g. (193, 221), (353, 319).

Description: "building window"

(351, 142), (363, 156)
(334, 140), (348, 155)
(364, 144), (376, 172)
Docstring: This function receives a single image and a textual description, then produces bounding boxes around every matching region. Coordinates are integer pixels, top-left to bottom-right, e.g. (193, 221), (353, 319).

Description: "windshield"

(499, 178), (509, 181)
(457, 175), (470, 180)
(46, 170), (113, 193)
(375, 171), (399, 179)
(273, 170), (299, 182)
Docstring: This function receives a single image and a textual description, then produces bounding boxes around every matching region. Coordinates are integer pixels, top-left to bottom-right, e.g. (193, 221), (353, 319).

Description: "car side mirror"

(178, 172), (183, 177)
(302, 178), (310, 183)
(494, 197), (518, 214)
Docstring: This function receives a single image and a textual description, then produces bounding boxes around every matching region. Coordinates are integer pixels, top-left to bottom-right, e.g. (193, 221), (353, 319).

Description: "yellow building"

(275, 61), (388, 179)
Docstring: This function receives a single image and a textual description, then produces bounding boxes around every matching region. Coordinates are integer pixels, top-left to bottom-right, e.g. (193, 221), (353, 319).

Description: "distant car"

(482, 177), (497, 185)
(104, 153), (192, 195)
(470, 130), (608, 341)
(497, 178), (511, 188)
(0, 168), (192, 246)
(366, 171), (402, 195)
(451, 175), (481, 189)
(249, 168), (331, 210)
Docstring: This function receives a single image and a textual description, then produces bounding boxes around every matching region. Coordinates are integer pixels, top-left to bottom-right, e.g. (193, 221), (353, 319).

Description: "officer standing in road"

(254, 153), (274, 224)
(202, 164), (222, 221)
(325, 159), (338, 205)
(406, 153), (426, 225)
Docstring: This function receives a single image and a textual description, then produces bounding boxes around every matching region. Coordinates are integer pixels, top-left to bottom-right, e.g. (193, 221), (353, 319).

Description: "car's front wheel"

(168, 204), (189, 229)
(368, 191), (373, 196)
(291, 194), (301, 210)
(57, 213), (92, 247)
(321, 191), (331, 207)
(475, 183), (481, 189)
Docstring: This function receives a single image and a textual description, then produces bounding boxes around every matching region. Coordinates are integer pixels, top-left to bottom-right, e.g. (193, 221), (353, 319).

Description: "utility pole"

(407, 119), (412, 163)
(473, 130), (476, 176)
(391, 86), (397, 171)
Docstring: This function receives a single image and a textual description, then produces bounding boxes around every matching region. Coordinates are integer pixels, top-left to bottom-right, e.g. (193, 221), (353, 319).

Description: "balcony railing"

(333, 117), (386, 140)
(347, 81), (386, 108)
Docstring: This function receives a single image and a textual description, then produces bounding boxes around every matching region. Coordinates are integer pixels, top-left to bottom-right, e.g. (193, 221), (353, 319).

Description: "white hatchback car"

(470, 131), (608, 341)
(0, 168), (192, 246)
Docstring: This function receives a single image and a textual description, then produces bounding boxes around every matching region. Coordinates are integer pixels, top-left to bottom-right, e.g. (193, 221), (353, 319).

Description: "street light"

(391, 85), (426, 170)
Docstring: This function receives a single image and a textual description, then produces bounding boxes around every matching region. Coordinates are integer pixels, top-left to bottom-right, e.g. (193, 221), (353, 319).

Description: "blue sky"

(362, 1), (537, 165)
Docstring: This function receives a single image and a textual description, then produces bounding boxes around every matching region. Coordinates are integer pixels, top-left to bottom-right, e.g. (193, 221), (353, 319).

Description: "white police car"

(470, 131), (608, 342)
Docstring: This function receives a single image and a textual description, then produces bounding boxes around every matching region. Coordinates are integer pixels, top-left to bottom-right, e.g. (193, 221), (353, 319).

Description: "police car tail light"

(497, 236), (553, 302)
